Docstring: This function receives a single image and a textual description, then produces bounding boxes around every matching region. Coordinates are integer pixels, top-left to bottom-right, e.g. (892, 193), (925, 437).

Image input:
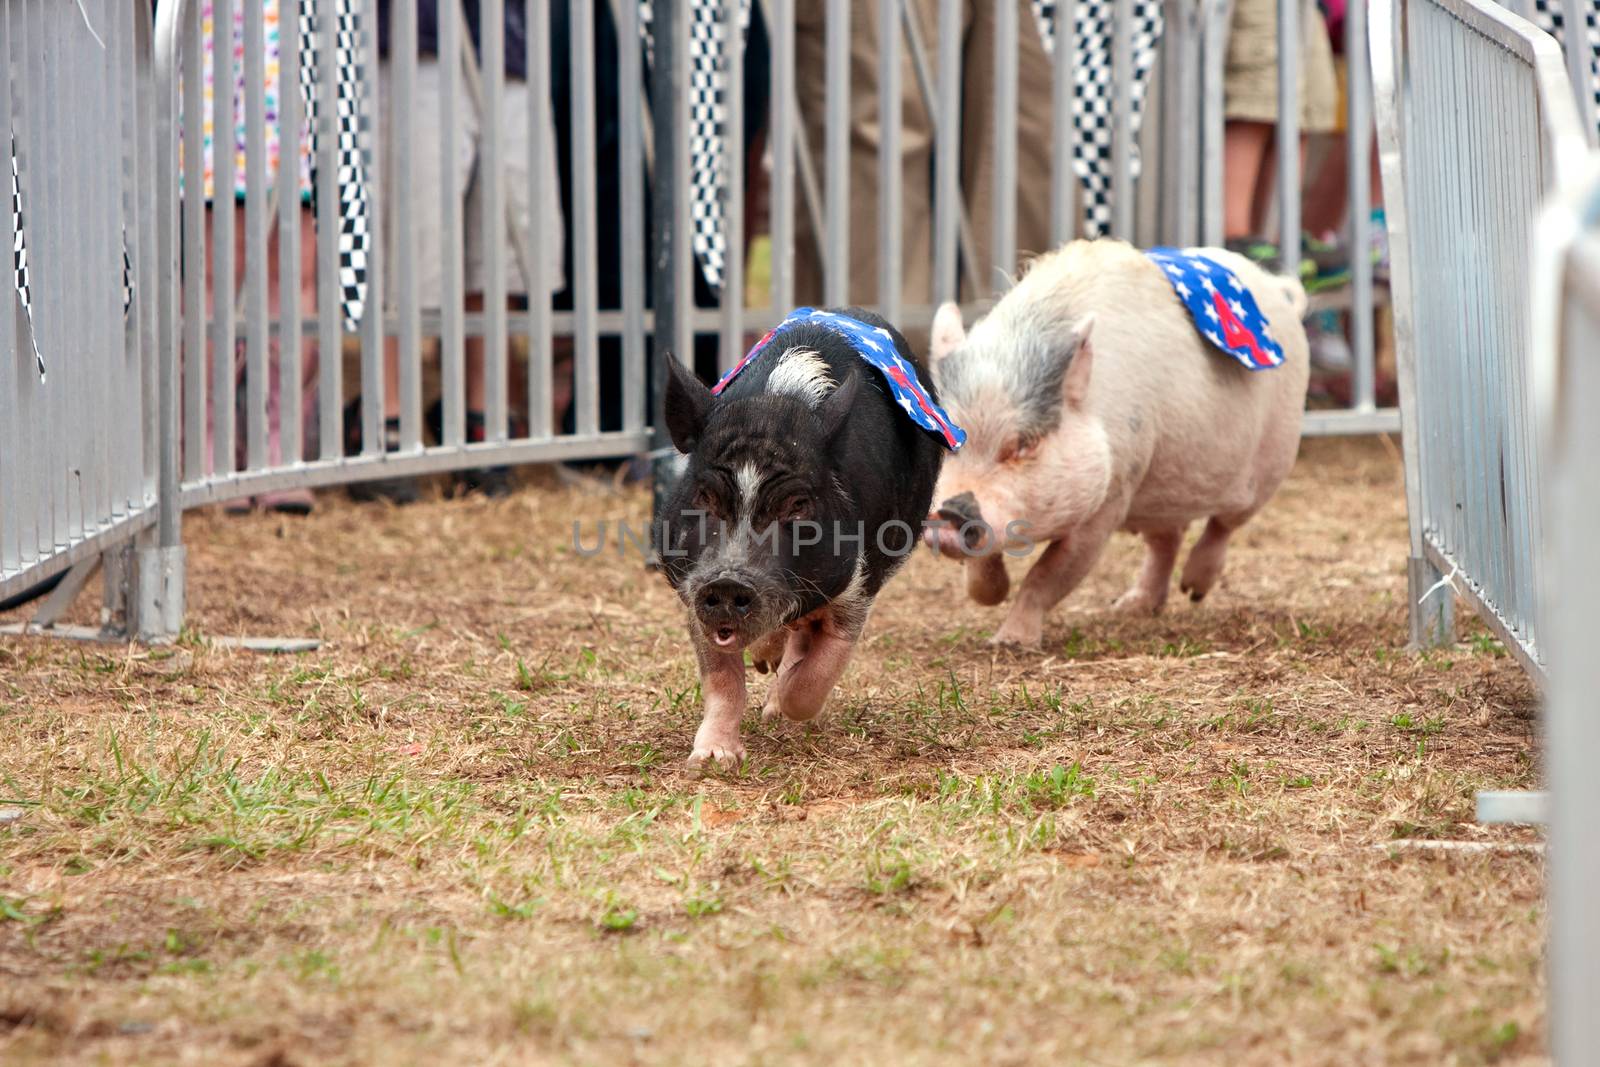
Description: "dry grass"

(0, 437), (1545, 1066)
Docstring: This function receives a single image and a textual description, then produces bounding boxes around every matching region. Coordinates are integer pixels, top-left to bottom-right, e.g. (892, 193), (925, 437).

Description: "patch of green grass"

(595, 892), (639, 933)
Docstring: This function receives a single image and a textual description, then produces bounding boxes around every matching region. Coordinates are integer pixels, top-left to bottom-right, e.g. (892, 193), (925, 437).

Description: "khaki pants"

(792, 0), (1064, 313)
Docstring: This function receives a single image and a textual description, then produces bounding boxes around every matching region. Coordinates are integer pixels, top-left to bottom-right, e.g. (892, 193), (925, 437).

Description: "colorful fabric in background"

(1147, 248), (1287, 371)
(712, 307), (968, 450)
(187, 0), (314, 202)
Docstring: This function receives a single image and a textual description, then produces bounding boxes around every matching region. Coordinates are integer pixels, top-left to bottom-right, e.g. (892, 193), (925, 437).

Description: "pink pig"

(924, 240), (1310, 647)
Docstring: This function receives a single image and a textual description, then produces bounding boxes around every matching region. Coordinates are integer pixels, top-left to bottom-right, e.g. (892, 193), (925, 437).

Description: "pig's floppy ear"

(930, 301), (966, 364)
(814, 367), (862, 440)
(1061, 313), (1096, 408)
(664, 351), (713, 453)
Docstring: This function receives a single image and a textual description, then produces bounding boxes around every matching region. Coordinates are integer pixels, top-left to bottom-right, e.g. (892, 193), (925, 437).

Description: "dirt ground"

(0, 437), (1545, 1066)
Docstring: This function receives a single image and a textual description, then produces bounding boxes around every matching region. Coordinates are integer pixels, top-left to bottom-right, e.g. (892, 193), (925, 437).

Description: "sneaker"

(344, 404), (419, 505)
(1302, 232), (1351, 293)
(1225, 235), (1315, 280)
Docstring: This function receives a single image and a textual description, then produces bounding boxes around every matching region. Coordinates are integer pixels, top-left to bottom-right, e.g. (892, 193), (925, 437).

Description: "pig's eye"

(780, 495), (813, 521)
(691, 488), (723, 517)
(997, 438), (1037, 464)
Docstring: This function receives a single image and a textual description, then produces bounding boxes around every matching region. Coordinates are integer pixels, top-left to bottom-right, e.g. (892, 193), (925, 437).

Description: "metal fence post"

(142, 0), (190, 643)
(651, 0), (689, 525)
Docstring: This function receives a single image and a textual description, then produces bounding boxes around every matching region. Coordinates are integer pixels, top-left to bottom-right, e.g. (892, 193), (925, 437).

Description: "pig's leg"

(1180, 512), (1251, 602)
(748, 629), (789, 675)
(1112, 527), (1186, 615)
(760, 624), (812, 720)
(763, 616), (859, 722)
(964, 553), (1010, 606)
(991, 519), (1117, 648)
(687, 639), (749, 771)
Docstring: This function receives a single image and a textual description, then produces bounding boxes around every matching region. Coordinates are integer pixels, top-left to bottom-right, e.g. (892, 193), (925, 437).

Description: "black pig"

(658, 307), (948, 769)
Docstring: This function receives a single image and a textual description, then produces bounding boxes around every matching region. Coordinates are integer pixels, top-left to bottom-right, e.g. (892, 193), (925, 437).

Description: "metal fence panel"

(0, 0), (158, 605)
(1374, 0), (1588, 675)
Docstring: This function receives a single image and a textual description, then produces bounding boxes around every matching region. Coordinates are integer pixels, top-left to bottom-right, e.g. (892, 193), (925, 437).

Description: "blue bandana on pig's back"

(712, 308), (968, 450)
(1146, 248), (1287, 371)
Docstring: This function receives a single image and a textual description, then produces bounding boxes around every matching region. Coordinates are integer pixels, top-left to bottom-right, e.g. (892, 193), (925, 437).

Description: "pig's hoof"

(1181, 583), (1209, 603)
(988, 627), (1042, 651)
(1112, 587), (1167, 616)
(687, 740), (746, 773)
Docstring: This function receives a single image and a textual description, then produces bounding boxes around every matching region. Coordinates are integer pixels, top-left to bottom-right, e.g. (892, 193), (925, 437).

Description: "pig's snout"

(927, 492), (991, 557)
(937, 491), (982, 528)
(697, 577), (757, 648)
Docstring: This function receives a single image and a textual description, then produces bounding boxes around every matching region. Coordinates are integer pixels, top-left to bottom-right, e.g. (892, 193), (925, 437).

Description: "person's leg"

(1225, 122), (1273, 240)
(792, 0), (935, 310)
(1222, 0), (1281, 247)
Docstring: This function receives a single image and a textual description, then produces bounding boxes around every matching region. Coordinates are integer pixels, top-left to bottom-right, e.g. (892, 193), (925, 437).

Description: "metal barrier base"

(1302, 408), (1403, 435)
(1476, 790), (1549, 824)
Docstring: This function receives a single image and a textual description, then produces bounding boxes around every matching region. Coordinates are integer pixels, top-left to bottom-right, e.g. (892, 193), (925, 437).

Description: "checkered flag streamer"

(1533, 0), (1600, 138)
(1031, 0), (1165, 237)
(122, 235), (133, 319)
(296, 0), (371, 332)
(638, 0), (752, 293)
(9, 136), (44, 381)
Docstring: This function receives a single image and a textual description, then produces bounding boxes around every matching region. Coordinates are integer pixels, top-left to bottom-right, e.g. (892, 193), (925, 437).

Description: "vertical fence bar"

(1347, 0), (1374, 411)
(137, 0), (160, 507)
(878, 0), (902, 320)
(1201, 0), (1228, 245)
(993, 0), (1018, 290)
(1051, 0), (1076, 244)
(437, 0), (464, 446)
(1549, 217), (1600, 1067)
(393, 0), (420, 451)
(1110, 0), (1134, 239)
(480, 0), (507, 441)
(529, 0), (555, 437)
(242, 0), (269, 470)
(359, 0), (385, 454)
(771, 0), (795, 312)
(212, 0), (236, 475)
(36, 0), (65, 547)
(278, 0), (304, 467)
(651, 0), (691, 513)
(14, 0), (40, 562)
(105, 0), (125, 514)
(181, 0), (205, 480)
(155, 0), (184, 556)
(719, 0), (746, 372)
(1171, 3), (1200, 245)
(824, 0), (850, 306)
(1276, 0), (1299, 272)
(933, 0), (959, 302)
(619, 0), (645, 434)
(0, 0), (16, 573)
(572, 0), (599, 436)
(316, 0), (341, 459)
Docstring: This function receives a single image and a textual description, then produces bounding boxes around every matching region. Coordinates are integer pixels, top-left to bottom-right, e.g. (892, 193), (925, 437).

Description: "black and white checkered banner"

(9, 136), (44, 380)
(1534, 0), (1600, 138)
(1031, 0), (1165, 238)
(639, 0), (752, 294)
(297, 0), (371, 333)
